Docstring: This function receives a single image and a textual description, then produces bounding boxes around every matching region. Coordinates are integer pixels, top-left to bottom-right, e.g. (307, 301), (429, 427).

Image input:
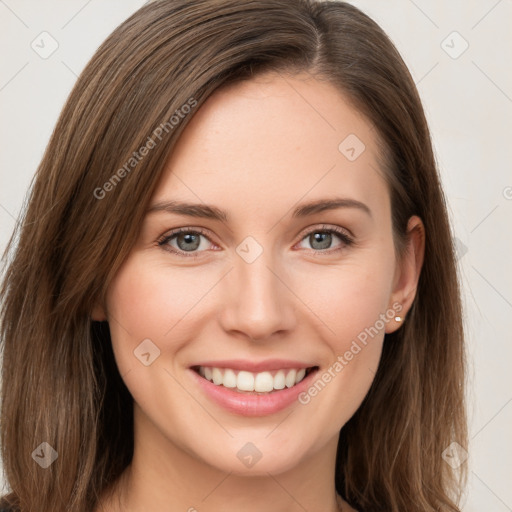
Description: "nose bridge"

(220, 240), (296, 340)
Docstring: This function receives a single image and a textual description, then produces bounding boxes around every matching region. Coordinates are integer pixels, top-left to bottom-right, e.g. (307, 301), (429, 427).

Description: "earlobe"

(385, 302), (406, 334)
(385, 215), (425, 333)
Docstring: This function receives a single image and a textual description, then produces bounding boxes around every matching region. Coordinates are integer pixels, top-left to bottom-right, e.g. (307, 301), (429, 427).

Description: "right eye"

(157, 228), (217, 258)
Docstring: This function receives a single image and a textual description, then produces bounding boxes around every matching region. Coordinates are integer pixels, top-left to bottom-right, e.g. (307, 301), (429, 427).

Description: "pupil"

(178, 233), (200, 251)
(311, 232), (331, 250)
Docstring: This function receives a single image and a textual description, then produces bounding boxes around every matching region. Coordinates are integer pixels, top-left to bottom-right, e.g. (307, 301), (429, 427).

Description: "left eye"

(296, 228), (353, 252)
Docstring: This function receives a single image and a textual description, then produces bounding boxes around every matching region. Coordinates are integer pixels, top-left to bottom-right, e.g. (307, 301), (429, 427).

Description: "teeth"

(212, 367), (223, 385)
(254, 371), (274, 392)
(285, 369), (297, 388)
(273, 370), (286, 390)
(197, 366), (310, 393)
(223, 369), (237, 388)
(237, 371), (255, 391)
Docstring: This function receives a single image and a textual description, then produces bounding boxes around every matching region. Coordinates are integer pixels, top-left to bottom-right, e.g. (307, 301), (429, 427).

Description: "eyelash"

(157, 225), (354, 259)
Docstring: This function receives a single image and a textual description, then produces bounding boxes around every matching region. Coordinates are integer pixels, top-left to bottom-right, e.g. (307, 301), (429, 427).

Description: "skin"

(93, 71), (425, 512)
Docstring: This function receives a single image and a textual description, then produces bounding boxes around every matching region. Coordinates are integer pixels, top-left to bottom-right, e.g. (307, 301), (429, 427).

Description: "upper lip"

(191, 359), (317, 373)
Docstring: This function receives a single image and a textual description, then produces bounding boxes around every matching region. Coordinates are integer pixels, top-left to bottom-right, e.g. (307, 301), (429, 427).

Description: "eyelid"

(156, 227), (218, 256)
(292, 224), (355, 255)
(295, 223), (354, 242)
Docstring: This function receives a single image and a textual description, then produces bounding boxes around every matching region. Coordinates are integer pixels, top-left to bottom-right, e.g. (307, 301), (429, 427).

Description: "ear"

(385, 215), (425, 333)
(91, 303), (108, 322)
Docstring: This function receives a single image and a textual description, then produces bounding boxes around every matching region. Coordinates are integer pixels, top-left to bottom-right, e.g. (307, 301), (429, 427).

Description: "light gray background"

(1, 0), (511, 510)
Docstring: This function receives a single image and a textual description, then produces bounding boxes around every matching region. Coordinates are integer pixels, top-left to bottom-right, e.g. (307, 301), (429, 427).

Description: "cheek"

(105, 254), (217, 370)
(291, 258), (394, 350)
(288, 252), (395, 422)
(292, 276), (390, 438)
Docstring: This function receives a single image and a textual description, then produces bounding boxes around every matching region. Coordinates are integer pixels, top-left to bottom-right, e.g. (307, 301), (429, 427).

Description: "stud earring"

(394, 316), (402, 322)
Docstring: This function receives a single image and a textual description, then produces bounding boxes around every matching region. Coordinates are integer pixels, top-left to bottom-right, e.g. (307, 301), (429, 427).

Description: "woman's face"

(101, 71), (419, 476)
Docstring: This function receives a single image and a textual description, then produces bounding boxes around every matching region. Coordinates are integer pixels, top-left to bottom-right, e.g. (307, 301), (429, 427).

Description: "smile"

(189, 361), (320, 416)
(193, 365), (317, 394)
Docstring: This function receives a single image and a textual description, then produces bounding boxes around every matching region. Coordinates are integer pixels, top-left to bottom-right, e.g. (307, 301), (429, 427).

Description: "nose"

(218, 249), (297, 342)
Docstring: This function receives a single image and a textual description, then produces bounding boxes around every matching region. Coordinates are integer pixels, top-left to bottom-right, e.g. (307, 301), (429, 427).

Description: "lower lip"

(189, 368), (318, 417)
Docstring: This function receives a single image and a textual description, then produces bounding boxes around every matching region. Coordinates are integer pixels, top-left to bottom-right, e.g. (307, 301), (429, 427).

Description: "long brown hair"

(0, 1), (467, 510)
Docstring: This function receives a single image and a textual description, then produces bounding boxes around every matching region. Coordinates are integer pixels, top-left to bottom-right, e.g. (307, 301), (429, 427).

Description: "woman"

(0, 1), (467, 511)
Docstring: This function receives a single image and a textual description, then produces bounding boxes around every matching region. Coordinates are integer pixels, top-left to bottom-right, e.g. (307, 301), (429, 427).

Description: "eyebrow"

(147, 197), (372, 221)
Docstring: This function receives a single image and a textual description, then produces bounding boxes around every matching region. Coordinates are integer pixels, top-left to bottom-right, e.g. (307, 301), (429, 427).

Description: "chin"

(186, 431), (311, 477)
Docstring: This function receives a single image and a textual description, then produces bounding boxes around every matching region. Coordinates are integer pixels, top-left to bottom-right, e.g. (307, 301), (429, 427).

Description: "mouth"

(191, 365), (319, 395)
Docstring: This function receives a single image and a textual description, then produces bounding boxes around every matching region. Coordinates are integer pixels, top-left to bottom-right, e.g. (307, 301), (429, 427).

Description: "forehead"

(152, 72), (390, 225)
